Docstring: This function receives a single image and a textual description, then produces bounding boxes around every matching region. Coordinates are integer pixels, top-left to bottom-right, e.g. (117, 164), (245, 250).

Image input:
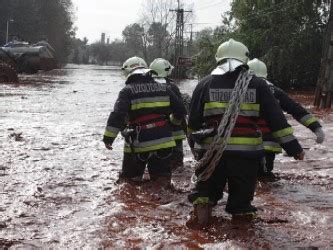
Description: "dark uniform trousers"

(120, 149), (173, 180)
(187, 68), (303, 215)
(170, 140), (184, 169)
(189, 155), (260, 214)
(262, 152), (276, 174)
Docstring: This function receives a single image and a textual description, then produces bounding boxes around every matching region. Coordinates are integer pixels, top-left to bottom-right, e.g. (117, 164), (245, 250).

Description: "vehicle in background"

(0, 40), (58, 83)
(0, 48), (18, 82)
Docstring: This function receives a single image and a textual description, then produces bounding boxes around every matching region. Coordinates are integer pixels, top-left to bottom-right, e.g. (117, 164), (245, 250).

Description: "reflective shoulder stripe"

(104, 126), (120, 138)
(272, 127), (294, 138)
(124, 140), (176, 153)
(131, 96), (170, 105)
(131, 101), (170, 110)
(300, 114), (318, 127)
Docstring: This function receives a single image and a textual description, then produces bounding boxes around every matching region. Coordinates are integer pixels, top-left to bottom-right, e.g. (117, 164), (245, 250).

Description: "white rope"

(192, 69), (254, 183)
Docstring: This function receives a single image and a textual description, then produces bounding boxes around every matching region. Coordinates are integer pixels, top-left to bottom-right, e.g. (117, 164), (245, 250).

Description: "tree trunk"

(314, 1), (333, 108)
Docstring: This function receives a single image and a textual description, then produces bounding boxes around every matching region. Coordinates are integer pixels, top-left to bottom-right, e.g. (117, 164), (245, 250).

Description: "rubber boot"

(195, 204), (212, 226)
(232, 212), (257, 223)
(258, 171), (280, 182)
(116, 175), (143, 185)
(170, 151), (184, 171)
(186, 204), (212, 229)
(149, 175), (172, 189)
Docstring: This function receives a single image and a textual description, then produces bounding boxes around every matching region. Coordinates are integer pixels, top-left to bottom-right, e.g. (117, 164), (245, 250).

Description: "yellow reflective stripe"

(193, 197), (211, 205)
(228, 137), (262, 145)
(104, 130), (118, 138)
(204, 102), (227, 110)
(173, 134), (186, 141)
(131, 101), (170, 110)
(272, 127), (294, 138)
(264, 145), (282, 153)
(304, 117), (317, 126)
(241, 103), (260, 111)
(202, 137), (262, 145)
(124, 140), (176, 153)
(204, 102), (259, 111)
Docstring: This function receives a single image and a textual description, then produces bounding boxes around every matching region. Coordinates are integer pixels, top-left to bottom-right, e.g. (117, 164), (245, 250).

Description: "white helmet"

(121, 56), (148, 75)
(215, 39), (249, 65)
(150, 58), (174, 78)
(248, 58), (268, 78)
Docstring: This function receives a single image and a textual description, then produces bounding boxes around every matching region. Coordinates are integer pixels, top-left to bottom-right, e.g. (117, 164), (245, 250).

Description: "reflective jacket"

(188, 66), (303, 159)
(258, 81), (321, 153)
(103, 74), (187, 153)
(154, 77), (187, 142)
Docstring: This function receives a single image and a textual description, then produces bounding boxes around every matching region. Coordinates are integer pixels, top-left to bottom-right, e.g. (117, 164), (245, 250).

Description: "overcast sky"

(72, 0), (232, 43)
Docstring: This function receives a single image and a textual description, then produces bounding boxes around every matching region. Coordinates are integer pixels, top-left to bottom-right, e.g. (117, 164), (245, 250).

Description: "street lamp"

(6, 19), (14, 44)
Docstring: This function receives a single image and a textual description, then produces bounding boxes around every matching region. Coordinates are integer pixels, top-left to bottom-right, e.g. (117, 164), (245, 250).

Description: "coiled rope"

(191, 69), (254, 183)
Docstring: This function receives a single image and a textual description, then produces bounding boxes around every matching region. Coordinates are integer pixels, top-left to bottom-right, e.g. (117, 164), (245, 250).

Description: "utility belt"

(190, 118), (221, 144)
(190, 116), (259, 144)
(190, 127), (216, 144)
(129, 114), (167, 128)
(122, 114), (169, 149)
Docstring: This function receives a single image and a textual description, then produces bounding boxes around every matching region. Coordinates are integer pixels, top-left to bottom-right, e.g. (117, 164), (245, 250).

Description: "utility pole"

(170, 0), (192, 78)
(314, 1), (333, 108)
(6, 19), (14, 44)
(187, 24), (193, 56)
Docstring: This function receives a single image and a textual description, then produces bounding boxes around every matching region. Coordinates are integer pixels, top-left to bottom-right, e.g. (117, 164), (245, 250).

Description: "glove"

(294, 151), (305, 160)
(314, 128), (325, 144)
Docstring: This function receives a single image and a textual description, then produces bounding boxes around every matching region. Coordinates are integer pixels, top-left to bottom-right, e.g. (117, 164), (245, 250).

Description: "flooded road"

(0, 65), (332, 248)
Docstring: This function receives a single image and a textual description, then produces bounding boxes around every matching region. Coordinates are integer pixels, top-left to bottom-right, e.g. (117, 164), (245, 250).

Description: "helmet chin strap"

(211, 59), (244, 76)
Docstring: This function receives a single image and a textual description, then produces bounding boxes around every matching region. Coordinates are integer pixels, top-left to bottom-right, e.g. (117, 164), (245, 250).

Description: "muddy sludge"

(0, 65), (332, 248)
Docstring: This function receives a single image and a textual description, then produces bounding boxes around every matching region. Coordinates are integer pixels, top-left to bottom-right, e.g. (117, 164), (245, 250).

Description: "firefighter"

(103, 56), (187, 186)
(187, 39), (305, 226)
(149, 58), (187, 169)
(248, 58), (325, 181)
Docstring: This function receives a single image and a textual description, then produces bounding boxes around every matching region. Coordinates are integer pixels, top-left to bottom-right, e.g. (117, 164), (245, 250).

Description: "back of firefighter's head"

(121, 56), (148, 76)
(215, 39), (249, 65)
(247, 58), (267, 78)
(150, 58), (174, 78)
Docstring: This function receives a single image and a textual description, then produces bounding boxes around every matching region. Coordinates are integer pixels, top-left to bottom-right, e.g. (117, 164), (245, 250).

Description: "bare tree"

(139, 0), (193, 62)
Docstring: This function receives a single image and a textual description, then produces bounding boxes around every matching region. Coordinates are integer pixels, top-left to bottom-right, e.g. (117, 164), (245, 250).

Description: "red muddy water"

(0, 65), (332, 248)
